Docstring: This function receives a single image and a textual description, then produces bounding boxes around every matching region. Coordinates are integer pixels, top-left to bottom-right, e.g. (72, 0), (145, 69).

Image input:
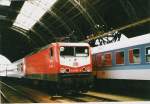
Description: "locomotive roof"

(17, 42), (89, 59)
(56, 42), (89, 47)
(92, 33), (150, 54)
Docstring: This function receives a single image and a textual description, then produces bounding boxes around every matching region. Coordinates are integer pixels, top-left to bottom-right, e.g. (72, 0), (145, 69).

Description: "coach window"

(92, 55), (96, 67)
(104, 53), (112, 66)
(96, 53), (102, 67)
(116, 51), (124, 65)
(50, 48), (53, 58)
(129, 48), (140, 64)
(146, 47), (150, 63)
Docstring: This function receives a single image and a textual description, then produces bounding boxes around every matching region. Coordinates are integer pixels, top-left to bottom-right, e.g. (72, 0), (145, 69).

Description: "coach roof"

(92, 33), (150, 54)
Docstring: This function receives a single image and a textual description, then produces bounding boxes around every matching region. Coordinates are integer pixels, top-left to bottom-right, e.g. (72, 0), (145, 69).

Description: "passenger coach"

(92, 33), (150, 81)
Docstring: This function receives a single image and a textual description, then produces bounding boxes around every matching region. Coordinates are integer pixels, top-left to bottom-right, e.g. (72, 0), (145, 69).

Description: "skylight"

(0, 0), (11, 6)
(13, 0), (57, 30)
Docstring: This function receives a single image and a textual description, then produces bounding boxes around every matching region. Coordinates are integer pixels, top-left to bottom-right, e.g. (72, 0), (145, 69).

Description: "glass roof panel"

(0, 0), (11, 6)
(13, 0), (57, 30)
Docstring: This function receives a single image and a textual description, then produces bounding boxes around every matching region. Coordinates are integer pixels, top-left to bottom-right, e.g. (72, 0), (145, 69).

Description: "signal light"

(82, 67), (86, 72)
(82, 67), (91, 72)
(60, 68), (70, 73)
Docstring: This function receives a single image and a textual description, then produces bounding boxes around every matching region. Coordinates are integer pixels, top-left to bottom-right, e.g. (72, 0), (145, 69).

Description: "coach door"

(50, 47), (54, 70)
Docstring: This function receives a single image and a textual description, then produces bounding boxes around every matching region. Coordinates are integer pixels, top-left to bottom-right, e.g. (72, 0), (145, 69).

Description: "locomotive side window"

(115, 51), (124, 65)
(146, 47), (150, 63)
(50, 48), (53, 58)
(129, 48), (140, 64)
(75, 47), (89, 57)
(103, 53), (112, 66)
(60, 47), (74, 56)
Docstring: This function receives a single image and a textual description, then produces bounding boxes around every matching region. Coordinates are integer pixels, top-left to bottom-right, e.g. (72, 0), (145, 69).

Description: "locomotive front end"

(58, 43), (93, 92)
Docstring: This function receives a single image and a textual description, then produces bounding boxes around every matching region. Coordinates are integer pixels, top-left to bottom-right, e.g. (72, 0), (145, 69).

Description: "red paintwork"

(24, 43), (60, 75)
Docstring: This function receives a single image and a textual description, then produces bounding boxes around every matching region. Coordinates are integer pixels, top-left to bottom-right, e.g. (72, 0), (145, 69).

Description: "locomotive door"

(50, 47), (54, 70)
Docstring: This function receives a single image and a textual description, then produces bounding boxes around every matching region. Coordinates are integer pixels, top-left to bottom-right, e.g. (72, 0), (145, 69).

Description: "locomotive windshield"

(60, 47), (74, 56)
(75, 47), (89, 56)
(60, 46), (89, 57)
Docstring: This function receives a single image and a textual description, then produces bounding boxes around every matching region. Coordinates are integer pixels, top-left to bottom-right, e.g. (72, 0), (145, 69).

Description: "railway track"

(0, 81), (72, 103)
(0, 80), (144, 103)
(0, 90), (10, 103)
(0, 82), (115, 103)
(0, 81), (38, 103)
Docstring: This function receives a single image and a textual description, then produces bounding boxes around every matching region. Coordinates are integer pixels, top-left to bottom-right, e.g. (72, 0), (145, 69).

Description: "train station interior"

(0, 0), (150, 103)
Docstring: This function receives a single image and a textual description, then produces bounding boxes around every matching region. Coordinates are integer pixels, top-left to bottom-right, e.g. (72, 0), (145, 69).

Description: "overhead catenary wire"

(85, 17), (150, 42)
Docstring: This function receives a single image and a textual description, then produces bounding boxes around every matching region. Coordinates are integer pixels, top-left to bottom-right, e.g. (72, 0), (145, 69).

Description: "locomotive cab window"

(50, 48), (53, 58)
(75, 47), (89, 57)
(129, 48), (140, 64)
(60, 46), (89, 57)
(146, 47), (150, 63)
(60, 47), (74, 56)
(115, 51), (125, 65)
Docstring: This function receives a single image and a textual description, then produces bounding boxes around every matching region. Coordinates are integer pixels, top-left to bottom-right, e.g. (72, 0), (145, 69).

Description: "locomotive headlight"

(82, 67), (91, 72)
(82, 67), (86, 72)
(86, 69), (91, 72)
(60, 68), (65, 73)
(60, 68), (70, 73)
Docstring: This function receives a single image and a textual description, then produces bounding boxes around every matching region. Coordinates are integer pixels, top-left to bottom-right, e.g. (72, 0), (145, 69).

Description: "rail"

(0, 81), (38, 103)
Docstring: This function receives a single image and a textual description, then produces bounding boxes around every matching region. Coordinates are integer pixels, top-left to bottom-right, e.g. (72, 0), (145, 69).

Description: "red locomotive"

(13, 42), (93, 92)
